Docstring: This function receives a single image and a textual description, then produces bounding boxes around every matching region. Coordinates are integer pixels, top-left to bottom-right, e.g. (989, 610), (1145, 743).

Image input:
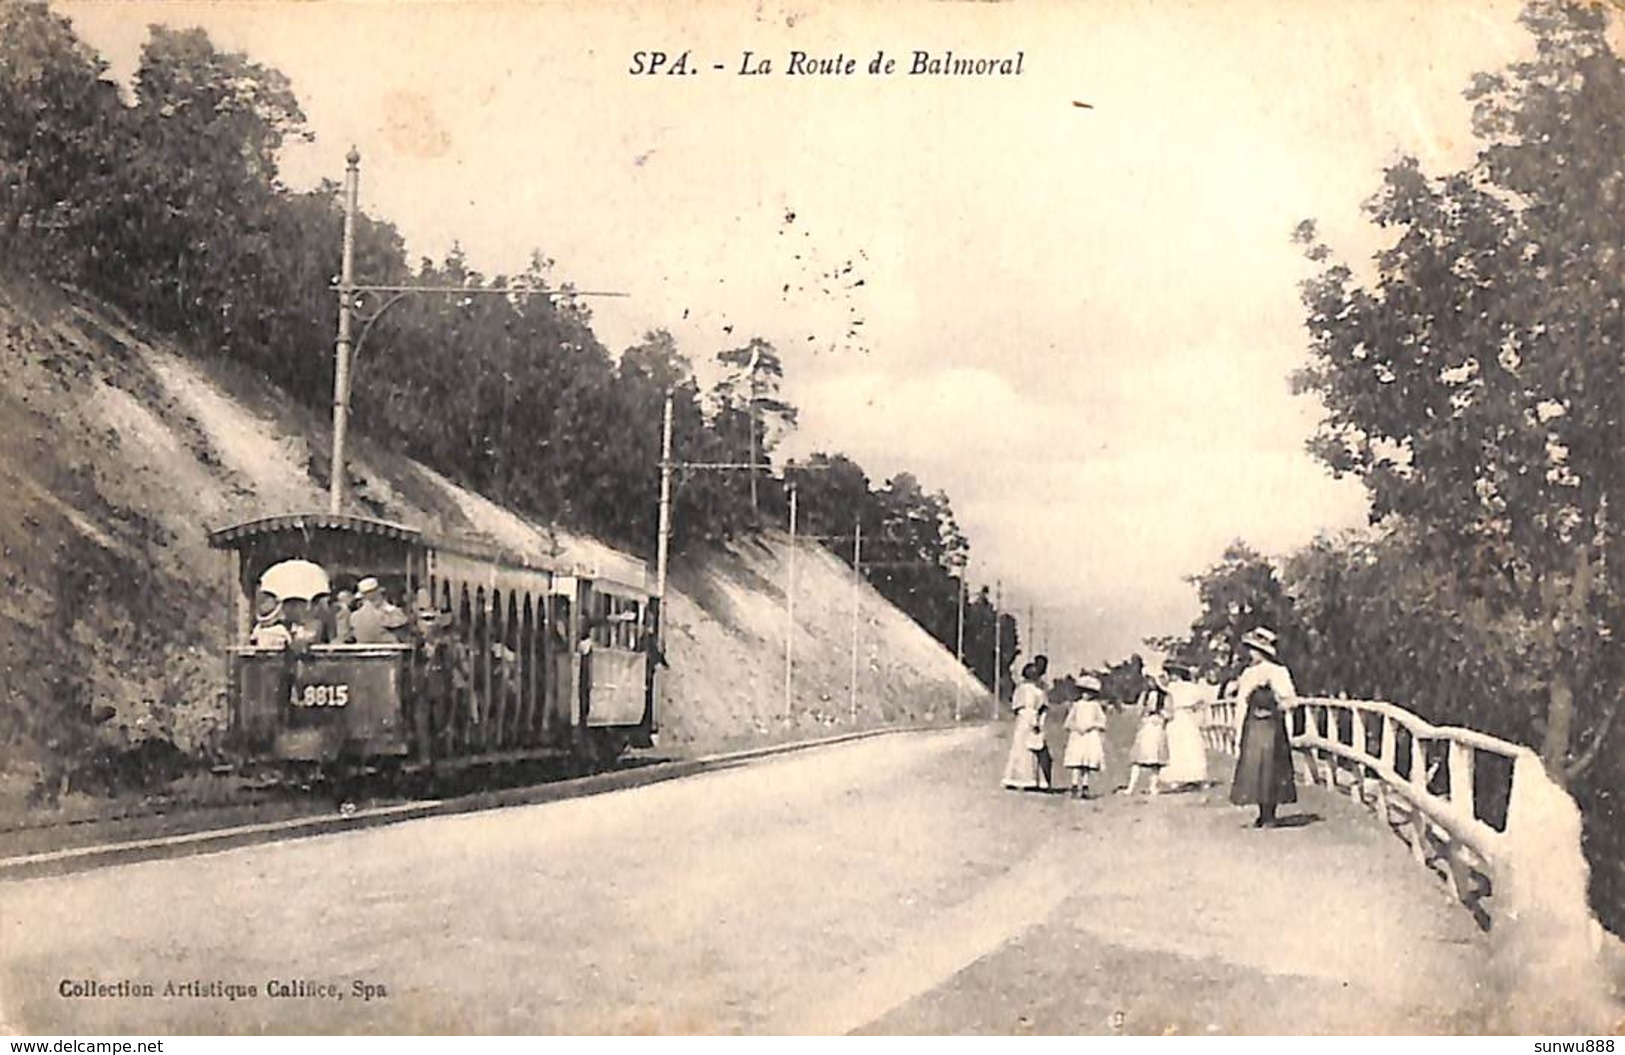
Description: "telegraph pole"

(747, 345), (761, 521)
(954, 572), (966, 721)
(655, 392), (674, 604)
(324, 148), (626, 517)
(992, 578), (1003, 716)
(329, 147), (360, 515)
(850, 518), (862, 723)
(784, 481), (797, 717)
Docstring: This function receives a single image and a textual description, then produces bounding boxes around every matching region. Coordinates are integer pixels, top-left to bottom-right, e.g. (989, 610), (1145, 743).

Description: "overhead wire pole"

(955, 566), (966, 721)
(850, 518), (862, 724)
(326, 148), (628, 516)
(784, 481), (798, 718)
(654, 418), (826, 725)
(773, 523), (862, 725)
(776, 464), (837, 721)
(655, 392), (675, 621)
(992, 579), (1002, 718)
(328, 148), (359, 514)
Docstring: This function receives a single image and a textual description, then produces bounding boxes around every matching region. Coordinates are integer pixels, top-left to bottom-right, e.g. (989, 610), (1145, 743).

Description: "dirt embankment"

(0, 278), (985, 810)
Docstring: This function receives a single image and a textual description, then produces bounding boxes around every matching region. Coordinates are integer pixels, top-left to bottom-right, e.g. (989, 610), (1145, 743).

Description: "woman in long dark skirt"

(1228, 627), (1299, 827)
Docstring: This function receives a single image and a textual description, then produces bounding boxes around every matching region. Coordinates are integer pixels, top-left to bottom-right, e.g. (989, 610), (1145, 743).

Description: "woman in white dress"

(1001, 661), (1052, 791)
(1062, 674), (1108, 799)
(1160, 661), (1210, 789)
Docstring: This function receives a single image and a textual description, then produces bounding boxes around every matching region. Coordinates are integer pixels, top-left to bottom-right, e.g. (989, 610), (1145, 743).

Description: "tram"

(207, 512), (659, 779)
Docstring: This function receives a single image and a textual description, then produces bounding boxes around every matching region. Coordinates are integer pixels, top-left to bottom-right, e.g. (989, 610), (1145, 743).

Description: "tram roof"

(207, 512), (423, 547)
(207, 510), (649, 591)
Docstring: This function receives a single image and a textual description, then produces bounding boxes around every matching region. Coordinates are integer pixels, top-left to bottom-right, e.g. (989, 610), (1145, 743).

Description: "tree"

(111, 26), (311, 334)
(1151, 541), (1303, 688)
(786, 452), (873, 546)
(713, 338), (797, 520)
(1100, 653), (1147, 707)
(0, 3), (125, 275)
(1293, 0), (1625, 783)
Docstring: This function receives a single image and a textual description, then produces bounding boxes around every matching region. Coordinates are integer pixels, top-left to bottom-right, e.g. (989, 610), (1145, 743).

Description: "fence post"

(1351, 706), (1368, 804)
(1373, 710), (1393, 820)
(1448, 739), (1475, 822)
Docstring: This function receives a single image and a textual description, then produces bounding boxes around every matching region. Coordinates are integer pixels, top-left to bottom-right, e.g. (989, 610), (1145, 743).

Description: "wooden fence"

(1201, 693), (1591, 936)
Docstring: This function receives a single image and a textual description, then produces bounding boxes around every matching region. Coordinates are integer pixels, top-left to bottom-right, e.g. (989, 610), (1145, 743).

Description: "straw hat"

(1240, 627), (1278, 660)
(357, 577), (382, 597)
(254, 591), (283, 622)
(1077, 673), (1103, 697)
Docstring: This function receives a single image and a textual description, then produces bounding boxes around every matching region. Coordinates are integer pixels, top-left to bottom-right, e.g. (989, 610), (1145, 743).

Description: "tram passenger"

(419, 603), (468, 745)
(333, 589), (355, 644)
(248, 592), (292, 649)
(412, 588), (439, 638)
(287, 596), (329, 646)
(633, 602), (666, 670)
(310, 593), (339, 644)
(350, 577), (409, 644)
(577, 624), (595, 717)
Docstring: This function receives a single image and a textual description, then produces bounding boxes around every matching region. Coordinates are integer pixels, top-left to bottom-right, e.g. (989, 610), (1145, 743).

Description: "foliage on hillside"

(0, 2), (1017, 715)
(1138, 0), (1625, 934)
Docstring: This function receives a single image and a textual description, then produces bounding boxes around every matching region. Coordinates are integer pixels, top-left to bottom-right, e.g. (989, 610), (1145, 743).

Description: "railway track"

(0, 724), (972, 881)
(0, 754), (672, 864)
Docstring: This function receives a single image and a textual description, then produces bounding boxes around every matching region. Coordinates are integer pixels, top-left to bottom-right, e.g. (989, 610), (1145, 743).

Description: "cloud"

(54, 0), (1516, 671)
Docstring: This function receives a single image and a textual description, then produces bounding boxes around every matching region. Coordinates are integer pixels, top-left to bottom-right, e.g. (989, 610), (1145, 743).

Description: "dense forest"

(1130, 0), (1625, 933)
(0, 3), (1020, 694)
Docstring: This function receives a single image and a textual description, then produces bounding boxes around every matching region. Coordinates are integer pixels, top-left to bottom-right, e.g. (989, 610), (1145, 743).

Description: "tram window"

(589, 592), (636, 651)
(619, 599), (641, 649)
(590, 589), (612, 649)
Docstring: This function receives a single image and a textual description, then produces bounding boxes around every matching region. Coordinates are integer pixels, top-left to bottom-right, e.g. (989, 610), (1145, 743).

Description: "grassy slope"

(0, 277), (985, 807)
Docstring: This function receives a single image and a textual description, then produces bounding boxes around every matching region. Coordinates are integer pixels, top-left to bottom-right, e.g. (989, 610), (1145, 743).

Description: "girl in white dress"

(1062, 674), (1108, 799)
(1123, 673), (1170, 795)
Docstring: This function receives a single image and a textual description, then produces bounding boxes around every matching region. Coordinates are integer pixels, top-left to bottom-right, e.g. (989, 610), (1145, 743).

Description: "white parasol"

(259, 559), (331, 602)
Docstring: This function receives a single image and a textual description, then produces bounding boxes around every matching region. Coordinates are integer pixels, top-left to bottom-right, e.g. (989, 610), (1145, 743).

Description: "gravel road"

(0, 716), (1501, 1034)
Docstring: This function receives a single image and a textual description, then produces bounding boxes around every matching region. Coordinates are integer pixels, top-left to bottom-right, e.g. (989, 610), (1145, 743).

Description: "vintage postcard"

(1, 0), (1622, 1039)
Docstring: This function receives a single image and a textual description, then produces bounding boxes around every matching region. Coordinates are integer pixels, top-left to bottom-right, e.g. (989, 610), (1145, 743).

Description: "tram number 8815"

(290, 684), (350, 708)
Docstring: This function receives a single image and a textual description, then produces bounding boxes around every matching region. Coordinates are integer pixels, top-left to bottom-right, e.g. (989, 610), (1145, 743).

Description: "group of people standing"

(999, 626), (1301, 828)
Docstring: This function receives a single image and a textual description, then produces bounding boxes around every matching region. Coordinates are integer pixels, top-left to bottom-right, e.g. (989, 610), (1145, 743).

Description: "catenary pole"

(785, 481), (797, 718)
(955, 572), (966, 721)
(850, 518), (862, 723)
(329, 147), (360, 514)
(992, 579), (1003, 717)
(655, 392), (674, 605)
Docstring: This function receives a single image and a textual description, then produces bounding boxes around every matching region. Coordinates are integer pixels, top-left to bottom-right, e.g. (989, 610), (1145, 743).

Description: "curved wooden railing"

(1200, 694), (1597, 943)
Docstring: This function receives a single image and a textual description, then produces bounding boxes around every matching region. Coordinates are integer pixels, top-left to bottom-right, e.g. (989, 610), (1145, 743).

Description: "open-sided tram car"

(208, 512), (659, 779)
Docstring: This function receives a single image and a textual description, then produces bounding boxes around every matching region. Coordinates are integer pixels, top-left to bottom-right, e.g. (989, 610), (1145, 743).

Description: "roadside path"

(1, 717), (1494, 1034)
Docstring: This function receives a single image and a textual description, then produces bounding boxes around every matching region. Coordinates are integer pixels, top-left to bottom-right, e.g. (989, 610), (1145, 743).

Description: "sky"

(56, 0), (1539, 669)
